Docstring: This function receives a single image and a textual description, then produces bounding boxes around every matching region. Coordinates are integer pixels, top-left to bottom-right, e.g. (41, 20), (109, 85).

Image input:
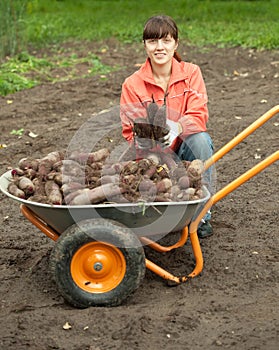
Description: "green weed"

(0, 51), (117, 95)
(0, 72), (36, 96)
(10, 128), (24, 136)
(0, 0), (28, 58)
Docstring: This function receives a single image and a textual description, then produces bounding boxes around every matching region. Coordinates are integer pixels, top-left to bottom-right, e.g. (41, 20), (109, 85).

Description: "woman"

(120, 15), (214, 238)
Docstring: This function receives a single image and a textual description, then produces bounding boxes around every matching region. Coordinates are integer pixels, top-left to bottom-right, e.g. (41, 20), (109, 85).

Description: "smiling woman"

(120, 14), (215, 238)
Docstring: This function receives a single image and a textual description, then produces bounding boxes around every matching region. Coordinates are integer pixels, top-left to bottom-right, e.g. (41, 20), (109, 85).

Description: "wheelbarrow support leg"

(20, 204), (59, 241)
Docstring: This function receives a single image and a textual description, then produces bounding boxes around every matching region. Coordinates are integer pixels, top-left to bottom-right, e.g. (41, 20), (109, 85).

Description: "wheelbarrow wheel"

(49, 218), (146, 308)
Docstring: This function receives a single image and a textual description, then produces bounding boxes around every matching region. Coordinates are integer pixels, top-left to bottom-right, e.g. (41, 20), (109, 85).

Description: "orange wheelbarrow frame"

(20, 105), (279, 285)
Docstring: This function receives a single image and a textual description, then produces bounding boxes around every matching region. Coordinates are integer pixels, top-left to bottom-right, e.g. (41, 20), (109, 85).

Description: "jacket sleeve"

(120, 78), (147, 142)
(179, 65), (209, 137)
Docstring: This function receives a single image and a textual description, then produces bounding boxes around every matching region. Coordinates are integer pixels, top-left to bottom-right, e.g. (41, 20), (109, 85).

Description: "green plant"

(10, 128), (24, 136)
(0, 50), (117, 96)
(0, 0), (29, 58)
(0, 72), (36, 95)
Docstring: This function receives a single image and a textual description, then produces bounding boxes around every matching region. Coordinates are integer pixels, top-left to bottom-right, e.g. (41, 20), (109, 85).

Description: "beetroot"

(7, 148), (206, 205)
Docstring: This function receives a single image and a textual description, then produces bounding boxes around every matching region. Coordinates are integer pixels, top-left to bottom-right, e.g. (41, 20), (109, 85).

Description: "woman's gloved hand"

(158, 120), (182, 149)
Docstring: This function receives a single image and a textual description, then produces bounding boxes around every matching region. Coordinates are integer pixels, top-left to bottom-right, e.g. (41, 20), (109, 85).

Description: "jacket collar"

(138, 57), (189, 86)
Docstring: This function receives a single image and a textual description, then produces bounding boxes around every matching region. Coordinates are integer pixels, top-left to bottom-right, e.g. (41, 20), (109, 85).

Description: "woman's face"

(144, 34), (178, 66)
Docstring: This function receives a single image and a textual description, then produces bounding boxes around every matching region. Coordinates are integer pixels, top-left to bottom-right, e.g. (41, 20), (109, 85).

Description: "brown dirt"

(0, 40), (278, 350)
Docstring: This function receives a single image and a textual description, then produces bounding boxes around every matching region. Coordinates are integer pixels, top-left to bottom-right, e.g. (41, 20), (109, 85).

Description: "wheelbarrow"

(0, 105), (278, 308)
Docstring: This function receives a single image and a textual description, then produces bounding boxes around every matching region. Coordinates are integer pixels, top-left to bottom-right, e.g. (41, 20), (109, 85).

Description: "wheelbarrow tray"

(0, 170), (210, 236)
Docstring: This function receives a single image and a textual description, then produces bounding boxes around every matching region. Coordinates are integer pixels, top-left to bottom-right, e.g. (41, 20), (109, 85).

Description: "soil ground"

(0, 40), (278, 350)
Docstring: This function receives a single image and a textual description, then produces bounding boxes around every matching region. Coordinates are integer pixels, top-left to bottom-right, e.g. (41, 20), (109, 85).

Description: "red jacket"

(120, 57), (209, 151)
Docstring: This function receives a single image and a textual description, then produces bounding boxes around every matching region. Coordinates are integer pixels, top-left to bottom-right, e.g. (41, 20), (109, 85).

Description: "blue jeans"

(176, 132), (214, 222)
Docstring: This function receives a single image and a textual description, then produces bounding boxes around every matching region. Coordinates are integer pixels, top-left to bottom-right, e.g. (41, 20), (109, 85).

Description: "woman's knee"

(177, 132), (214, 161)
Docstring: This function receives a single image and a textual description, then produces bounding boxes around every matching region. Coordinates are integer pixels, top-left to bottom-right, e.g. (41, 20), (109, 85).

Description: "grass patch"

(0, 50), (118, 95)
(22, 0), (279, 49)
(0, 71), (36, 96)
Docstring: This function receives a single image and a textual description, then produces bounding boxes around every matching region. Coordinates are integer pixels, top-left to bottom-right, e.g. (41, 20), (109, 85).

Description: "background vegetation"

(1, 0), (278, 95)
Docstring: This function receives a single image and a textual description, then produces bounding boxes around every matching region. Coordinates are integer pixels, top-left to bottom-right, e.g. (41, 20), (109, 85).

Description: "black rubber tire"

(49, 218), (146, 308)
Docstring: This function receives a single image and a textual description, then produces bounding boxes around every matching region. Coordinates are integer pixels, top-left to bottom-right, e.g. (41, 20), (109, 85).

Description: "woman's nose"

(156, 39), (164, 48)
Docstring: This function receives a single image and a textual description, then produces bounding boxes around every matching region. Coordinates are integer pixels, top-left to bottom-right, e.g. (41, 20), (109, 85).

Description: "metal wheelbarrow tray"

(0, 105), (278, 308)
(0, 173), (210, 237)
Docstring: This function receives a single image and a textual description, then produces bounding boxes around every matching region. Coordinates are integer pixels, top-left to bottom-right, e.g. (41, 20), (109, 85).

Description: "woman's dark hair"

(143, 15), (181, 62)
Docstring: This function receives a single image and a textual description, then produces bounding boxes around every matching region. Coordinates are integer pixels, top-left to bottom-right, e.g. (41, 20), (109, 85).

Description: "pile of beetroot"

(7, 148), (207, 205)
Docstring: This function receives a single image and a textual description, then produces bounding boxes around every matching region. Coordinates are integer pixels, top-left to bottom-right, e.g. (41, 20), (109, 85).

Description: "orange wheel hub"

(71, 241), (126, 293)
